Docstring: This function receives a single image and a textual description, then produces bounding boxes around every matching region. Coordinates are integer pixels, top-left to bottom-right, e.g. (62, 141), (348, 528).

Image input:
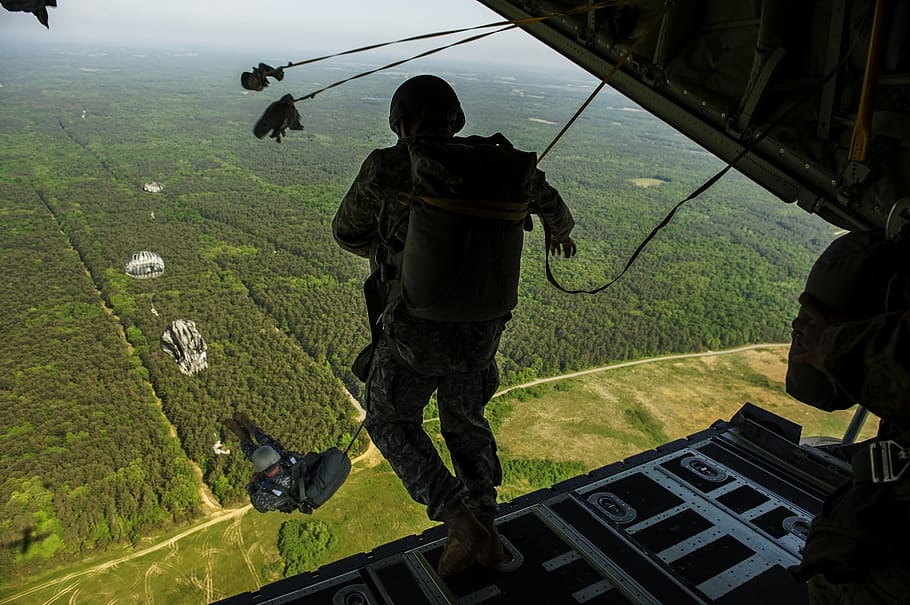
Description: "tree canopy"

(0, 48), (834, 576)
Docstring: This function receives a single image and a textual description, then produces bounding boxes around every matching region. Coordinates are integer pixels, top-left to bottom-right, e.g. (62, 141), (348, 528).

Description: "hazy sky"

(0, 0), (578, 69)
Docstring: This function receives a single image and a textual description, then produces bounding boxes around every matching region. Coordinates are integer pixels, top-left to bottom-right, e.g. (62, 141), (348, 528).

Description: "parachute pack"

(246, 447), (351, 514)
(398, 133), (537, 322)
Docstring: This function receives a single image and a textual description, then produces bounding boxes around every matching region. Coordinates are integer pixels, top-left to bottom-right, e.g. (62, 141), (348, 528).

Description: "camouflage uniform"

(786, 231), (910, 604)
(802, 309), (910, 429)
(333, 135), (574, 521)
(790, 309), (910, 605)
(240, 429), (317, 514)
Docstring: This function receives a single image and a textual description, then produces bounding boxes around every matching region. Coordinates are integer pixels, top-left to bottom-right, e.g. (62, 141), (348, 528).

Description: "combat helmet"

(251, 445), (282, 473)
(389, 75), (465, 136)
(787, 230), (910, 411)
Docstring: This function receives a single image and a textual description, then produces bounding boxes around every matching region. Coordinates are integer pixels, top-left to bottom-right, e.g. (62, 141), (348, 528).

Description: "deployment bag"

(401, 134), (536, 322)
(300, 447), (351, 511)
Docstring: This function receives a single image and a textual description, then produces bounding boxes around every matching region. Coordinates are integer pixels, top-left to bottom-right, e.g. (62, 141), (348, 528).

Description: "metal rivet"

(682, 89), (688, 95)
(701, 100), (706, 106)
(804, 163), (811, 169)
(721, 112), (726, 118)
(778, 148), (785, 154)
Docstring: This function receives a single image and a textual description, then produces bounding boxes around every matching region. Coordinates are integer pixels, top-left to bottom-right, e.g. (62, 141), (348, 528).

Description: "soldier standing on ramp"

(332, 74), (577, 577)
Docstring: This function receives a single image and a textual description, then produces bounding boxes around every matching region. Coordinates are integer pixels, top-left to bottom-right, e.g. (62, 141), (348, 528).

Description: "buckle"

(869, 440), (910, 483)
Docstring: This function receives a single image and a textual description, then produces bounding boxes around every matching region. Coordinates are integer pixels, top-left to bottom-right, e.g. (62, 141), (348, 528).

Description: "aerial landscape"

(0, 30), (866, 604)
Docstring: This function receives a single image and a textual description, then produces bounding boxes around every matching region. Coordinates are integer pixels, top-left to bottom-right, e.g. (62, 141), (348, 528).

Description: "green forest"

(0, 45), (836, 580)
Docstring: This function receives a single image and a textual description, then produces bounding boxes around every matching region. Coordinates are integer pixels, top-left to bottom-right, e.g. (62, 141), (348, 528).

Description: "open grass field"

(496, 345), (875, 469)
(628, 177), (667, 188)
(0, 345), (876, 604)
(0, 457), (433, 604)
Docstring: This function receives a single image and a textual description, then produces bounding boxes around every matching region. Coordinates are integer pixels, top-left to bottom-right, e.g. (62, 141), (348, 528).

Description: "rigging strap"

(541, 2), (872, 295)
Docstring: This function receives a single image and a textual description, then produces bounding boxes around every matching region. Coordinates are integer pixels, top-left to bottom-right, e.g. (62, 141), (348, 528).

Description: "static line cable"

(343, 360), (378, 456)
(250, 25), (515, 141)
(242, 0), (636, 95)
(248, 1), (642, 141)
(542, 2), (873, 295)
(294, 25), (517, 102)
(243, 0), (635, 80)
(343, 420), (365, 457)
(544, 166), (732, 294)
(535, 1), (671, 293)
(537, 3), (672, 165)
(287, 25), (521, 69)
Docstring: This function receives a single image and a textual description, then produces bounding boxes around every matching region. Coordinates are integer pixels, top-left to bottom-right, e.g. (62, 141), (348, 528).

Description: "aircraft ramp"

(217, 404), (850, 604)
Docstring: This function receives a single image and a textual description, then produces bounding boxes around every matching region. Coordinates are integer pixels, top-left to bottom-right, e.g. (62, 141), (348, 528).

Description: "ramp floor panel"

(216, 406), (850, 605)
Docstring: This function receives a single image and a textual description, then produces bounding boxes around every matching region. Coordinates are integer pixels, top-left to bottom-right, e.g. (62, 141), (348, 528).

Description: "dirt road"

(493, 343), (788, 398)
(0, 506), (251, 605)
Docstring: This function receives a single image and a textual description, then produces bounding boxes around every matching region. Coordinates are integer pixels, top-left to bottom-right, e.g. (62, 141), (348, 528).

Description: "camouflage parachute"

(160, 319), (208, 375)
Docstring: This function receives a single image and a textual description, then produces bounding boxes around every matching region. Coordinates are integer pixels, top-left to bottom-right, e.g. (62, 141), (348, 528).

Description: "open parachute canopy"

(124, 251), (164, 279)
(160, 319), (208, 376)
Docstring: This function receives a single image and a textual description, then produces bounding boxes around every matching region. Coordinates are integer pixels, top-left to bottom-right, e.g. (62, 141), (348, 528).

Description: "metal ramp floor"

(218, 404), (851, 605)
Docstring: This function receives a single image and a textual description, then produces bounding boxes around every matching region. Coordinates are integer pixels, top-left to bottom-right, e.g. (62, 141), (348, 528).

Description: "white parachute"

(124, 251), (164, 279)
(142, 181), (165, 193)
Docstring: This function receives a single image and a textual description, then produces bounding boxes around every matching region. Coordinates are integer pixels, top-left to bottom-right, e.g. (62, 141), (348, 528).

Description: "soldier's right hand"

(549, 236), (577, 258)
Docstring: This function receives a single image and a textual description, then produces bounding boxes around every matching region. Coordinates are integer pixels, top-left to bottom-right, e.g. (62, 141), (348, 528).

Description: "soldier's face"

(264, 464), (281, 478)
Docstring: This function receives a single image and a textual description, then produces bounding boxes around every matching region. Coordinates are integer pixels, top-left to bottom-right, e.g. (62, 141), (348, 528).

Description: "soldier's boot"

(437, 502), (489, 578)
(223, 418), (250, 442)
(475, 521), (509, 569)
(233, 411), (258, 434)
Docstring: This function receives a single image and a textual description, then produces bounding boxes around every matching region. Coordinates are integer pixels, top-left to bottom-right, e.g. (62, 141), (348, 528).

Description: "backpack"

(399, 134), (536, 322)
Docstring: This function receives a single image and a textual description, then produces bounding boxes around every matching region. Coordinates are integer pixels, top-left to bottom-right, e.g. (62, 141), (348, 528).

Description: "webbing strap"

(404, 195), (529, 221)
(543, 3), (873, 296)
(274, 1), (632, 103)
(296, 468), (307, 502)
(544, 166), (731, 294)
(421, 196), (529, 220)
